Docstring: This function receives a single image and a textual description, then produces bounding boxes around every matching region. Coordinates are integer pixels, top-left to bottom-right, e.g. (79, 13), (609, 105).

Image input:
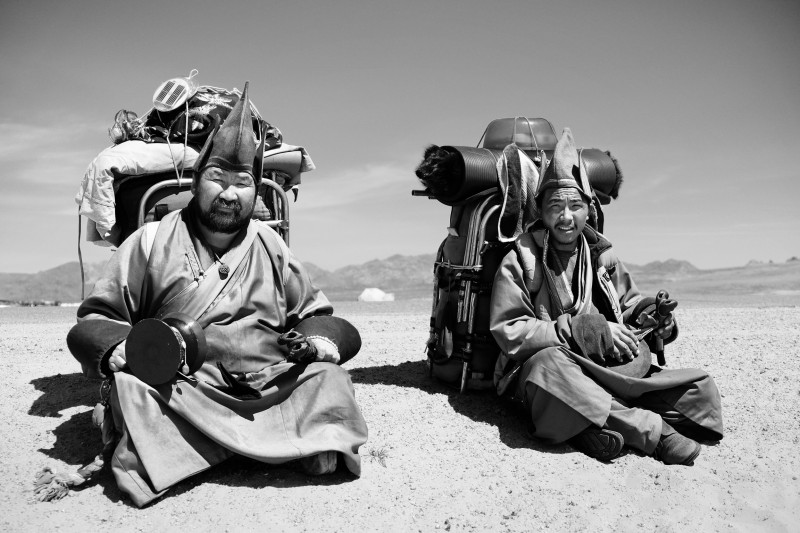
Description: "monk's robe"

(71, 207), (368, 507)
(489, 223), (723, 453)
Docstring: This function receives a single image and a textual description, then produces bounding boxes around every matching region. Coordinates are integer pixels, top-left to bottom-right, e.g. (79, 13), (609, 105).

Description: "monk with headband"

(489, 128), (723, 464)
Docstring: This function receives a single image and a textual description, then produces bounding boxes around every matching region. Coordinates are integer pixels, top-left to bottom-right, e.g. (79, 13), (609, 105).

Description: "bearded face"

(193, 167), (257, 234)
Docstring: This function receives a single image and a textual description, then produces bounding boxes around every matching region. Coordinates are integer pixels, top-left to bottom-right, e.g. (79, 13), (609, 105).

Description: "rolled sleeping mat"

(430, 146), (501, 206)
(262, 149), (303, 188)
(580, 148), (623, 205)
(422, 146), (623, 207)
(126, 312), (207, 386)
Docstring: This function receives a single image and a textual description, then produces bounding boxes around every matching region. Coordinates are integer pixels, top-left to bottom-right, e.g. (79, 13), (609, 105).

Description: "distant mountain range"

(0, 261), (108, 304)
(1, 255), (798, 304)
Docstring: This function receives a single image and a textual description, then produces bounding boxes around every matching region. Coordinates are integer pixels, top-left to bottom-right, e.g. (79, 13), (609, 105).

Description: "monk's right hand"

(608, 323), (639, 362)
(108, 340), (127, 372)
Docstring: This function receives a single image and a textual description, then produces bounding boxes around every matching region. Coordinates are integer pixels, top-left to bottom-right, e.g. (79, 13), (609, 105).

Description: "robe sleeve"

(489, 249), (572, 363)
(614, 259), (645, 323)
(615, 259), (679, 345)
(281, 246), (333, 329)
(68, 225), (150, 377)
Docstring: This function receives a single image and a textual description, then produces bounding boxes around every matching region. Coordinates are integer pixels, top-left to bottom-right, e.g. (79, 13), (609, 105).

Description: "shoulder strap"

(144, 221), (160, 259)
(514, 232), (543, 294)
(154, 220), (260, 321)
(253, 221), (292, 280)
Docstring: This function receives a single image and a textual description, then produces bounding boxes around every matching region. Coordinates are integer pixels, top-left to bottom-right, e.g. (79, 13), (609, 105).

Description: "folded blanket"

(75, 141), (315, 246)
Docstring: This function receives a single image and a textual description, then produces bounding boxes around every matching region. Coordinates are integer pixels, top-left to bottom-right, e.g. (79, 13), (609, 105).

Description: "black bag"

(142, 86), (282, 151)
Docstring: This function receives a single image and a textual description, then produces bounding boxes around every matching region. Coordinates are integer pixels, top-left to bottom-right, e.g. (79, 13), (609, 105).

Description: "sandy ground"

(1, 301), (799, 532)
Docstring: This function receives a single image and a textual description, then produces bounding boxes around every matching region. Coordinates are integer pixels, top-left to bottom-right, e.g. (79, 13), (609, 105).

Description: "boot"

(569, 426), (624, 461)
(653, 421), (701, 465)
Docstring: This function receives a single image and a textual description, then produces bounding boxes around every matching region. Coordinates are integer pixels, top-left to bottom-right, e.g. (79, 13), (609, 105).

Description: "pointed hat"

(535, 128), (593, 201)
(194, 81), (262, 181)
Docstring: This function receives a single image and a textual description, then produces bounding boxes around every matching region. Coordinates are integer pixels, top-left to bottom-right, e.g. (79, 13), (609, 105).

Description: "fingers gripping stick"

(277, 330), (318, 364)
(653, 290), (676, 366)
(632, 290), (678, 367)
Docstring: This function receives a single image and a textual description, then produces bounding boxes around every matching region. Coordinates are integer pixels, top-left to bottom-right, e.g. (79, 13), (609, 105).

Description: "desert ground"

(1, 298), (799, 532)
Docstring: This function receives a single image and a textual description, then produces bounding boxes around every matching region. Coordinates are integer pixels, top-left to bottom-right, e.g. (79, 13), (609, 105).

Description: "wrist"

(308, 336), (340, 364)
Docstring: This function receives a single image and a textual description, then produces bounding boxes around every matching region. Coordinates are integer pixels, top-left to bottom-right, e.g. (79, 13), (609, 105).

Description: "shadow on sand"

(166, 456), (356, 502)
(30, 373), (104, 465)
(348, 359), (562, 455)
(29, 373), (123, 500)
(29, 372), (99, 418)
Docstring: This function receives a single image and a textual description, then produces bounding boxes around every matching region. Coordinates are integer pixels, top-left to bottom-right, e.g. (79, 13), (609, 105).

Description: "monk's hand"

(654, 315), (675, 340)
(608, 323), (639, 362)
(308, 337), (341, 364)
(108, 340), (127, 372)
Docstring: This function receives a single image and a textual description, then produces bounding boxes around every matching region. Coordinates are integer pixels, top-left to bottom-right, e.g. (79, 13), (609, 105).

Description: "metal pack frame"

(427, 193), (505, 393)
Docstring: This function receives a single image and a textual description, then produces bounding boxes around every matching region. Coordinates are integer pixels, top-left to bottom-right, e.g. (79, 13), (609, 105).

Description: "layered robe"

(489, 224), (723, 453)
(72, 207), (368, 506)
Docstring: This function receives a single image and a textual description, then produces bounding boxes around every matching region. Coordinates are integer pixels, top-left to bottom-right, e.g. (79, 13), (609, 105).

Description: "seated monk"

(67, 82), (368, 507)
(489, 128), (723, 464)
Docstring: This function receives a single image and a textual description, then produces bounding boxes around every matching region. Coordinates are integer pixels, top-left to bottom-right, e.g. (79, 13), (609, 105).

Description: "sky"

(1, 0), (798, 273)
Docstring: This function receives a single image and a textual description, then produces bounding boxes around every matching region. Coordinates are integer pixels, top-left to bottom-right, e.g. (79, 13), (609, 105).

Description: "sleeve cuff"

(67, 320), (132, 378)
(293, 315), (361, 365)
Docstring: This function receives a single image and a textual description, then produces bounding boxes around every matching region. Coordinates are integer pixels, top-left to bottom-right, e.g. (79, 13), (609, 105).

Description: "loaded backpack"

(413, 117), (624, 392)
(426, 196), (510, 391)
(76, 71), (317, 298)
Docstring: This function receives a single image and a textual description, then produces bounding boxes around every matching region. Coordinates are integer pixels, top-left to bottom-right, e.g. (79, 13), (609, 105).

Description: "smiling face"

(540, 187), (589, 250)
(192, 166), (257, 234)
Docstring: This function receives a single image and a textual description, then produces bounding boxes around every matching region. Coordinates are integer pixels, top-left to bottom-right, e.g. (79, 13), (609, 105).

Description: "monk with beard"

(67, 82), (368, 507)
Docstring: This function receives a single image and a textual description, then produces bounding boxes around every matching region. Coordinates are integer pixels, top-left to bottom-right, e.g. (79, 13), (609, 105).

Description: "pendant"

(219, 262), (230, 279)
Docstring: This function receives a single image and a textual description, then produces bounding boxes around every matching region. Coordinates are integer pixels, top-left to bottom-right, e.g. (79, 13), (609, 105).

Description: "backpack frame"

(426, 193), (511, 392)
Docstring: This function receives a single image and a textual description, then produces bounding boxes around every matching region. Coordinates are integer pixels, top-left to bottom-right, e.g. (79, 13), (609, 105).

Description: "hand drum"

(126, 313), (207, 386)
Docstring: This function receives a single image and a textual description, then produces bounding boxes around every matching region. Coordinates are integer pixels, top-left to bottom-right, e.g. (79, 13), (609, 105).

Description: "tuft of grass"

(365, 447), (388, 467)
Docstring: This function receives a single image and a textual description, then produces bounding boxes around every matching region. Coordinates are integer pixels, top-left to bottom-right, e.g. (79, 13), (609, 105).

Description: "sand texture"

(1, 302), (799, 532)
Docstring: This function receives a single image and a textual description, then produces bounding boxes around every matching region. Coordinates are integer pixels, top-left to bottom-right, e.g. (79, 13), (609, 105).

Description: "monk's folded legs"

(633, 386), (724, 442)
(516, 347), (659, 453)
(603, 399), (661, 454)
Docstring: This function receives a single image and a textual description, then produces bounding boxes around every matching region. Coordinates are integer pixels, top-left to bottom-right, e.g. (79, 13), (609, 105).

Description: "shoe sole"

(680, 442), (701, 466)
(571, 428), (624, 461)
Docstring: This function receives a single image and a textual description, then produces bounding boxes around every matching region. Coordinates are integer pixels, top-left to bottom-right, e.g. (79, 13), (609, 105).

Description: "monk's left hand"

(608, 323), (639, 362)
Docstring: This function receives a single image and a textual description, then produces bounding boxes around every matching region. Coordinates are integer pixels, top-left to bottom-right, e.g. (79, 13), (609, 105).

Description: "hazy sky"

(1, 0), (798, 273)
